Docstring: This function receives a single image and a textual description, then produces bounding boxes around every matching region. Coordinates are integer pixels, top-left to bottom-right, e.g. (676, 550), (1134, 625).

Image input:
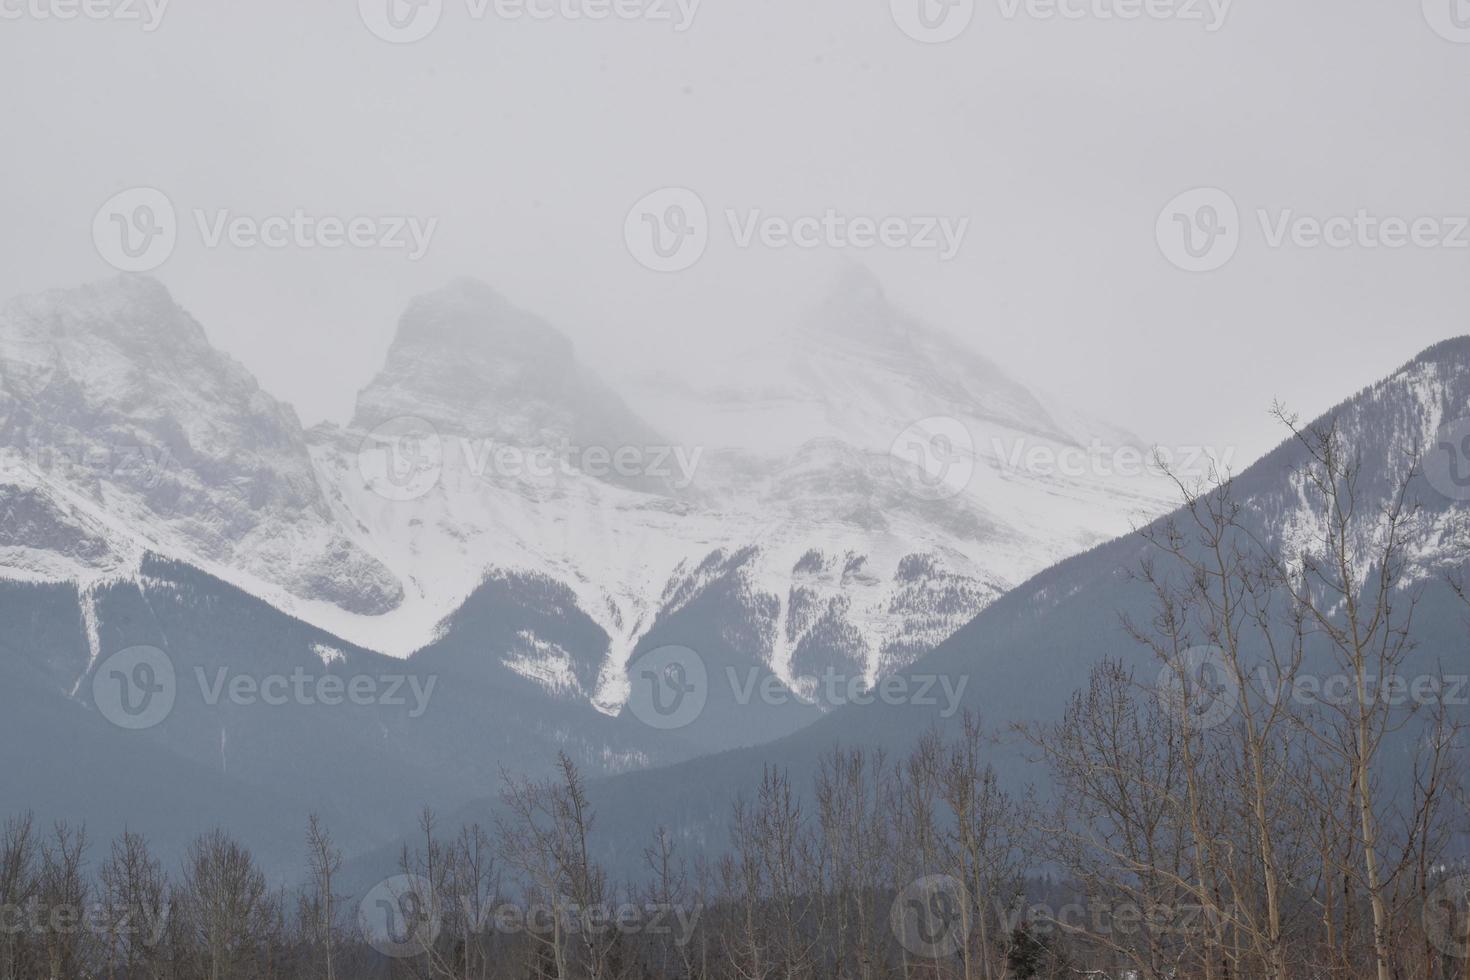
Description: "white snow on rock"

(0, 271), (1183, 718)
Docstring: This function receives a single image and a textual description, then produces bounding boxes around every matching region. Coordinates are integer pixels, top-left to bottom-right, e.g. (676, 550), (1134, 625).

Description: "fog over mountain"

(3, 279), (1467, 890)
(4, 0), (1465, 469)
(499, 335), (1470, 879)
(2, 5), (1468, 977)
(0, 268), (1174, 710)
(0, 265), (1173, 875)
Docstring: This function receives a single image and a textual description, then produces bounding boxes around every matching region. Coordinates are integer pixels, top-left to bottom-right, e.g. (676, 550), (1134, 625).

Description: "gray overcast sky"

(1, 0), (1467, 466)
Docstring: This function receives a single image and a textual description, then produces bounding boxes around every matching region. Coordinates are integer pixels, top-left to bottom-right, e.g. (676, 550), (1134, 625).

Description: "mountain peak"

(805, 262), (902, 349)
(11, 274), (181, 325)
(41, 273), (174, 306)
(2, 275), (207, 362)
(352, 280), (661, 453)
(0, 277), (405, 614)
(830, 261), (887, 303)
(788, 266), (1090, 446)
(390, 277), (573, 362)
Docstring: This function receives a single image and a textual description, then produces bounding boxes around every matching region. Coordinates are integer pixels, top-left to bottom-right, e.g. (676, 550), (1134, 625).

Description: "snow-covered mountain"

(0, 272), (1177, 727)
(432, 335), (1470, 881)
(306, 269), (1178, 709)
(0, 277), (401, 612)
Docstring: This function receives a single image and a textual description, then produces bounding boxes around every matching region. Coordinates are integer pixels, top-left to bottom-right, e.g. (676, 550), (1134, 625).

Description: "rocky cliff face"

(0, 276), (401, 613)
(0, 272), (1174, 729)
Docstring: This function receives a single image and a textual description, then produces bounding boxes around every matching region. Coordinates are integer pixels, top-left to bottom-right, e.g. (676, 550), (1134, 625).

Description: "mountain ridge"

(0, 271), (1178, 730)
(429, 330), (1470, 879)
